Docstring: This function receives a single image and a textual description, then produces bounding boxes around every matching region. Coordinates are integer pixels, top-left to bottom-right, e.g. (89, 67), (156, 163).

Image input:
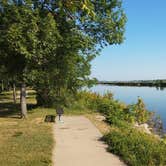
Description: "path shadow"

(97, 136), (109, 151)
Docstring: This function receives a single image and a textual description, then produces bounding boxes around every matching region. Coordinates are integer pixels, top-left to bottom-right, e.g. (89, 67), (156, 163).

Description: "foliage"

(0, 1), (60, 81)
(0, 0), (126, 111)
(128, 98), (151, 124)
(103, 127), (166, 166)
(77, 91), (113, 109)
(77, 91), (151, 125)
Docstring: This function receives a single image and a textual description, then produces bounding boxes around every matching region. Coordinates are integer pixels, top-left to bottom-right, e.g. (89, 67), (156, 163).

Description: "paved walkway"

(53, 116), (125, 166)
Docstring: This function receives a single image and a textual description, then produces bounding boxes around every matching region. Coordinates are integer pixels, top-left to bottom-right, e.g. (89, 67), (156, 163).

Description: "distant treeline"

(98, 80), (166, 88)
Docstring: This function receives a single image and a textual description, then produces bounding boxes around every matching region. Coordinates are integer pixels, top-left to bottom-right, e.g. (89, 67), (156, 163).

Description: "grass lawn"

(0, 90), (109, 166)
(0, 90), (55, 166)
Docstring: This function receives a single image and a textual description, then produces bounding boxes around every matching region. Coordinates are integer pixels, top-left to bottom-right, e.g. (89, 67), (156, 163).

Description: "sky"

(91, 0), (166, 81)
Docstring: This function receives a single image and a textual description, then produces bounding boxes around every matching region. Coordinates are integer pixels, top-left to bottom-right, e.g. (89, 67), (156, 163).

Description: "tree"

(0, 65), (17, 103)
(0, 0), (126, 115)
(33, 18), (97, 106)
(0, 1), (59, 117)
(32, 0), (126, 106)
(35, 0), (126, 44)
(0, 2), (39, 117)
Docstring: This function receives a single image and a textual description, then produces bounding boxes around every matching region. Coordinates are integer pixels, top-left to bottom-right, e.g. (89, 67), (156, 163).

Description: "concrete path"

(53, 116), (125, 166)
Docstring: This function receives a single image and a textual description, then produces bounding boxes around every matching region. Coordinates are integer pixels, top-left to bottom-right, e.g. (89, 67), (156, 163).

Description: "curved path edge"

(52, 116), (126, 166)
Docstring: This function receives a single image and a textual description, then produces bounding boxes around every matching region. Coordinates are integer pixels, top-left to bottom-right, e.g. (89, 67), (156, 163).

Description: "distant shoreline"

(98, 80), (166, 88)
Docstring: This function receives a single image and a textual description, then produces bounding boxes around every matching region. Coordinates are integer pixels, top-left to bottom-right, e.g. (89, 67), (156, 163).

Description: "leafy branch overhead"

(0, 0), (126, 115)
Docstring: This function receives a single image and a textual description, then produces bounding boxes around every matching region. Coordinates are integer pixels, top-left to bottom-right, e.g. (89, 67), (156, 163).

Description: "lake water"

(90, 85), (166, 131)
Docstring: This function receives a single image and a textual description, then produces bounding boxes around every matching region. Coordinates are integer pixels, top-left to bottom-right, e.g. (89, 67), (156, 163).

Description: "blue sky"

(91, 0), (166, 81)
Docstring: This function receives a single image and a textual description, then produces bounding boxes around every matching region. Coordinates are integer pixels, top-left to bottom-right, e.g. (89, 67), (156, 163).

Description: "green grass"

(0, 91), (55, 166)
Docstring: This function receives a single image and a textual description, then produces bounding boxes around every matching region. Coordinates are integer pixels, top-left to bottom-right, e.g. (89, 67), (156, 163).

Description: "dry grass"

(0, 91), (55, 166)
(85, 113), (111, 134)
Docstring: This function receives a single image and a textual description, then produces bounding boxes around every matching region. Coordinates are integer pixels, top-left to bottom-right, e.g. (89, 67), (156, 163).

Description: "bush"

(105, 98), (151, 126)
(36, 87), (76, 108)
(96, 97), (112, 115)
(77, 91), (151, 126)
(103, 127), (166, 166)
(127, 98), (151, 124)
(76, 91), (100, 109)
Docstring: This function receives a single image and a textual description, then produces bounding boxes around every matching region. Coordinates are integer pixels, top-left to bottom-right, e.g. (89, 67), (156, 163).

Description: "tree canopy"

(0, 0), (126, 117)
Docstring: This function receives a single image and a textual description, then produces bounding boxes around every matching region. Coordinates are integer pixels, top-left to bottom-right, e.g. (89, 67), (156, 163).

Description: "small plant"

(128, 97), (150, 124)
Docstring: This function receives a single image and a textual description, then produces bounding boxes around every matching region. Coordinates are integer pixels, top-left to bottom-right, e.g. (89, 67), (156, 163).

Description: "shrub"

(127, 98), (151, 124)
(105, 97), (151, 126)
(77, 91), (151, 126)
(77, 91), (100, 109)
(96, 97), (112, 115)
(103, 128), (166, 166)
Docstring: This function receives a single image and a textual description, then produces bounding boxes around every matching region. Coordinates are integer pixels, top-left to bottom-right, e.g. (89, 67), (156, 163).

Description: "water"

(90, 85), (166, 131)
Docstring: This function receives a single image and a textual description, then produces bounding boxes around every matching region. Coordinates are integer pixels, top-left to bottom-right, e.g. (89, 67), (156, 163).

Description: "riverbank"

(74, 91), (166, 165)
(91, 84), (166, 132)
(1, 90), (166, 165)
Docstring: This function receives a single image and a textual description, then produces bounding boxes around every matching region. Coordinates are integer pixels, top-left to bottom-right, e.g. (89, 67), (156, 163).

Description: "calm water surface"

(90, 85), (166, 130)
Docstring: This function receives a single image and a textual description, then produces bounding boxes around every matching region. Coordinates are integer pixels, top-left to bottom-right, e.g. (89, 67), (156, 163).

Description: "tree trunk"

(20, 83), (27, 118)
(13, 83), (17, 104)
(7, 79), (10, 91)
(1, 80), (4, 91)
